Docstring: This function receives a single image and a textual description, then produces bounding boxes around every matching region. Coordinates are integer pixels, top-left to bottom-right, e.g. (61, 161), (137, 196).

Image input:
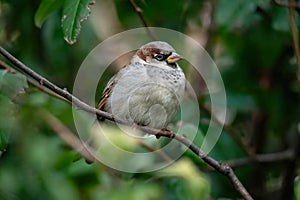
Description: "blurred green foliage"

(0, 0), (300, 199)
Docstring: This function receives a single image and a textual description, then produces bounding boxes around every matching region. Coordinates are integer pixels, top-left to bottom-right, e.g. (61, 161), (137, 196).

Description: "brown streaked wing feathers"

(96, 72), (122, 120)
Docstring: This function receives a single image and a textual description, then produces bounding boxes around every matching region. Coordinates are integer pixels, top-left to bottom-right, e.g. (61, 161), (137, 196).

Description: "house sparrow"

(97, 41), (186, 129)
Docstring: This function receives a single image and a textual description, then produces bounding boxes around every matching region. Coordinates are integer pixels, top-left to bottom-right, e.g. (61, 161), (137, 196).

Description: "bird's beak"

(166, 52), (182, 63)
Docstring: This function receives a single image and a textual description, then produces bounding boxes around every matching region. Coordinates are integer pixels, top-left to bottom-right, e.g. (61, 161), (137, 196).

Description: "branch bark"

(200, 103), (255, 157)
(128, 0), (157, 40)
(225, 149), (294, 168)
(42, 110), (95, 163)
(273, 0), (300, 8)
(0, 46), (253, 200)
(287, 0), (300, 81)
(274, 0), (300, 80)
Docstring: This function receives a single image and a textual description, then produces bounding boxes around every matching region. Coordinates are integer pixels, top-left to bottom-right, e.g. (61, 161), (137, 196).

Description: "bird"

(97, 41), (186, 130)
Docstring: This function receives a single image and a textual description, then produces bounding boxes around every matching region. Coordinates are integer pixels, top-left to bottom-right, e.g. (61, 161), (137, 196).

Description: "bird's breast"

(105, 63), (185, 128)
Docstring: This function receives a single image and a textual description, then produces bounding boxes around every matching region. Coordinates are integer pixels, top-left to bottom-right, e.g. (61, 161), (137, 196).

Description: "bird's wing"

(97, 72), (121, 111)
(96, 74), (120, 120)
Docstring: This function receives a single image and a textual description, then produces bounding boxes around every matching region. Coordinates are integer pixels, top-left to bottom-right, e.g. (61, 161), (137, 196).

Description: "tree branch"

(0, 60), (70, 103)
(273, 0), (300, 8)
(136, 140), (173, 163)
(274, 0), (300, 80)
(287, 0), (300, 81)
(225, 149), (294, 168)
(199, 103), (255, 157)
(42, 110), (95, 163)
(198, 149), (294, 172)
(0, 46), (253, 200)
(128, 0), (157, 40)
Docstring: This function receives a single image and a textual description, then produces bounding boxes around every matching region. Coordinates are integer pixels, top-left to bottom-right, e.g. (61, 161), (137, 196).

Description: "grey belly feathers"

(104, 61), (185, 129)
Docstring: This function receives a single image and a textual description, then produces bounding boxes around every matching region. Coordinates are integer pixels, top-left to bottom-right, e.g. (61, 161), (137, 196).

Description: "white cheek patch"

(146, 56), (151, 63)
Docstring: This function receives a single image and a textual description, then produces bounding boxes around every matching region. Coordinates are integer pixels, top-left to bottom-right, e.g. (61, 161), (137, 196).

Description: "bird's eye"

(154, 54), (165, 61)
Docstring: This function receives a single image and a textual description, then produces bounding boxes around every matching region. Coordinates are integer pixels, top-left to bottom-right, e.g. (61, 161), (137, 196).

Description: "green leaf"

(0, 94), (18, 153)
(157, 159), (210, 200)
(93, 182), (161, 200)
(0, 70), (27, 151)
(34, 0), (63, 28)
(61, 0), (95, 44)
(0, 70), (28, 100)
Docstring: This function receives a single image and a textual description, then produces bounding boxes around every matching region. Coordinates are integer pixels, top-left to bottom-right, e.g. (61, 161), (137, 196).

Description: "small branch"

(199, 149), (294, 172)
(0, 60), (16, 73)
(42, 110), (95, 163)
(280, 128), (299, 199)
(274, 0), (300, 80)
(0, 46), (116, 122)
(0, 60), (70, 103)
(0, 46), (253, 200)
(225, 149), (294, 168)
(287, 0), (300, 81)
(128, 0), (157, 40)
(199, 103), (255, 157)
(273, 0), (300, 8)
(136, 140), (173, 163)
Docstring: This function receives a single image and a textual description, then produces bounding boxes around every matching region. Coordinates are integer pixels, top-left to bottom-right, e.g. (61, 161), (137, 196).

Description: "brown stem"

(287, 0), (300, 81)
(225, 149), (294, 168)
(275, 0), (300, 80)
(136, 140), (173, 163)
(0, 60), (70, 103)
(128, 0), (157, 40)
(198, 149), (294, 172)
(273, 0), (300, 8)
(42, 110), (95, 163)
(199, 103), (255, 157)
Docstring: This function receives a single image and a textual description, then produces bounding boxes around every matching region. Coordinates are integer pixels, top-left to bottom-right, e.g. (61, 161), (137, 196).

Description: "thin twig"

(0, 60), (16, 73)
(287, 0), (300, 81)
(136, 140), (173, 163)
(128, 0), (157, 40)
(273, 0), (300, 8)
(0, 46), (253, 200)
(42, 110), (95, 163)
(225, 149), (294, 168)
(199, 149), (294, 172)
(199, 103), (255, 157)
(0, 60), (70, 103)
